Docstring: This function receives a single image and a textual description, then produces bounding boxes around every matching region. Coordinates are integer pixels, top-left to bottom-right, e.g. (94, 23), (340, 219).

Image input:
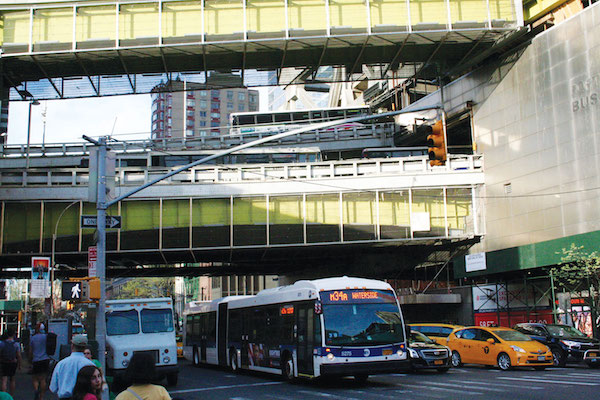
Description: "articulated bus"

(183, 277), (409, 381)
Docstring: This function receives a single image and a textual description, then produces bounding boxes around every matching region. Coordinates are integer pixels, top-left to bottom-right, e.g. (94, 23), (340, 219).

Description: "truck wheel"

(166, 373), (178, 386)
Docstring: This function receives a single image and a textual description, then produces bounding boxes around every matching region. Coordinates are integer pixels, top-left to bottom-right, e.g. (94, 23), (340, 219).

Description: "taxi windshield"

(494, 330), (532, 342)
(323, 304), (405, 346)
(546, 324), (587, 338)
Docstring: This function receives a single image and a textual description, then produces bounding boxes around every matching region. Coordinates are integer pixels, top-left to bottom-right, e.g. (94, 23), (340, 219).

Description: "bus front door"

(296, 303), (314, 377)
(218, 303), (228, 366)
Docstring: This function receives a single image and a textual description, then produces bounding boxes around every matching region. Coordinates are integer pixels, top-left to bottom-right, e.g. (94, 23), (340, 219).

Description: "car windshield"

(494, 330), (532, 341)
(409, 331), (436, 344)
(141, 308), (174, 333)
(107, 310), (139, 336)
(323, 304), (405, 346)
(546, 324), (587, 338)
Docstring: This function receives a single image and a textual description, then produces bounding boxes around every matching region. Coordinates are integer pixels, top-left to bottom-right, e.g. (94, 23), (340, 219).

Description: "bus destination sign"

(280, 305), (294, 315)
(321, 289), (396, 304)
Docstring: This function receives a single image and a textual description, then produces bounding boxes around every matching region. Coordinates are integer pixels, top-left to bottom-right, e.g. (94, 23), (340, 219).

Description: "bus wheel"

(282, 355), (295, 382)
(230, 350), (238, 373)
(193, 346), (200, 367)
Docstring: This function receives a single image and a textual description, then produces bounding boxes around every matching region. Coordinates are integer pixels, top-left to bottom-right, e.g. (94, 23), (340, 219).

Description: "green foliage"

(550, 244), (600, 293)
(114, 278), (174, 299)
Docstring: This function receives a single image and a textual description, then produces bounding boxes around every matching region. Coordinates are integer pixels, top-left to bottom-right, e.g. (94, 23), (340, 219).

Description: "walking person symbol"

(71, 283), (81, 299)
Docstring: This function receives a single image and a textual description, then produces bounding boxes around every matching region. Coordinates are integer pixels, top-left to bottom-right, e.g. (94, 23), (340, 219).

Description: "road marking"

(425, 381), (505, 392)
(565, 372), (600, 377)
(354, 389), (412, 399)
(458, 379), (543, 390)
(396, 383), (483, 395)
(296, 389), (362, 400)
(498, 377), (599, 386)
(169, 381), (283, 394)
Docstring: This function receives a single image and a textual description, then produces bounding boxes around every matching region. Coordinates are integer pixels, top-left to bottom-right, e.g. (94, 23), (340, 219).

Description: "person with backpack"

(0, 328), (21, 397)
(29, 323), (51, 400)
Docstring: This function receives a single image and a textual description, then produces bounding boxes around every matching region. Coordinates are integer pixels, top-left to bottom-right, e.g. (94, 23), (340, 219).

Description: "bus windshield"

(323, 303), (405, 346)
(141, 308), (174, 333)
(107, 310), (140, 336)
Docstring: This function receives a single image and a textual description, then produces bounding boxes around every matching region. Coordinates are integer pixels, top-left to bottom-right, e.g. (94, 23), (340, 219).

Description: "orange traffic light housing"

(426, 120), (446, 166)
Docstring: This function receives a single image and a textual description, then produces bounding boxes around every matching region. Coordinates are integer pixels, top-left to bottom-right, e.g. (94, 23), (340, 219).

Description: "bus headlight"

(327, 353), (335, 361)
(122, 360), (129, 367)
(163, 356), (171, 363)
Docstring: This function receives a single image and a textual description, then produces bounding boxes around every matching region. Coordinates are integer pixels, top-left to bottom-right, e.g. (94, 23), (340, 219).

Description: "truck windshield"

(107, 310), (139, 336)
(323, 304), (405, 346)
(141, 308), (174, 333)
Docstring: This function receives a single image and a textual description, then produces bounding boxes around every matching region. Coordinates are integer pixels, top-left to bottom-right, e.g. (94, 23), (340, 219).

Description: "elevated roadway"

(0, 0), (524, 100)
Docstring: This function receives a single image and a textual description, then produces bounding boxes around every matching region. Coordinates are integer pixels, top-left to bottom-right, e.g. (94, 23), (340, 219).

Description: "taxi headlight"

(122, 360), (129, 367)
(510, 345), (526, 353)
(408, 348), (419, 358)
(327, 353), (335, 360)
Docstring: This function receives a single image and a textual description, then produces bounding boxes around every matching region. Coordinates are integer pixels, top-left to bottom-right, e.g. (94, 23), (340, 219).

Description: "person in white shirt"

(49, 335), (94, 400)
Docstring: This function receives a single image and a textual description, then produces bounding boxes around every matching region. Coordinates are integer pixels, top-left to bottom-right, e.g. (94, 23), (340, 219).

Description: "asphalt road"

(168, 360), (600, 400)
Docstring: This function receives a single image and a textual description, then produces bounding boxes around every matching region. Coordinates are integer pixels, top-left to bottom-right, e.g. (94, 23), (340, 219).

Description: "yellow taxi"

(176, 334), (184, 359)
(408, 323), (463, 346)
(447, 326), (553, 370)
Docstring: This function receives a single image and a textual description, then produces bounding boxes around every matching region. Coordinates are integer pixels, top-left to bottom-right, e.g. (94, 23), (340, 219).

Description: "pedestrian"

(83, 347), (101, 369)
(29, 323), (50, 400)
(115, 352), (171, 400)
(49, 335), (95, 400)
(0, 328), (21, 396)
(72, 365), (102, 400)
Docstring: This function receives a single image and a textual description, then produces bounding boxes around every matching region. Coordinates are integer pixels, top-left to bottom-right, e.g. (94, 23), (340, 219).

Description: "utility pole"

(83, 135), (108, 400)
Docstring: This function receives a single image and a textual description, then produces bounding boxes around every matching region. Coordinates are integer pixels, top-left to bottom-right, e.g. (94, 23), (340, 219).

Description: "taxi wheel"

(534, 366), (546, 371)
(451, 351), (462, 367)
(497, 353), (512, 371)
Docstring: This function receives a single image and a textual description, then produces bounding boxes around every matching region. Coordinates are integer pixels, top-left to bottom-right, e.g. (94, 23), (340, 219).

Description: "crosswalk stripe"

(458, 379), (543, 390)
(498, 376), (599, 386)
(397, 383), (483, 395)
(169, 381), (283, 394)
(425, 381), (512, 392)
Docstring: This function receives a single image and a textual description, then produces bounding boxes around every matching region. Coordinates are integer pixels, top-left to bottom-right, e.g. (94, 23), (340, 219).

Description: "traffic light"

(62, 281), (87, 301)
(426, 120), (446, 166)
(88, 278), (101, 300)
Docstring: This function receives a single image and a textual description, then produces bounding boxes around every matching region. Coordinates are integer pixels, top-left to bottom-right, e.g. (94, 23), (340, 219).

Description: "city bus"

(183, 277), (409, 381)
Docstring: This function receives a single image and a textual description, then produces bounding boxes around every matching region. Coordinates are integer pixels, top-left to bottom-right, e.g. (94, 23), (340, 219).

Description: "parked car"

(447, 326), (553, 371)
(408, 323), (462, 346)
(408, 330), (451, 372)
(513, 323), (600, 368)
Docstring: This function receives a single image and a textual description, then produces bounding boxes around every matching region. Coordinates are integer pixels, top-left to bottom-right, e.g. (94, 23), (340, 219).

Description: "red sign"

(280, 305), (294, 315)
(474, 309), (554, 328)
(88, 246), (97, 277)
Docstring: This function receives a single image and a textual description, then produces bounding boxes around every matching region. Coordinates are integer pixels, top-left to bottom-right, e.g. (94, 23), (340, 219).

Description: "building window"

(211, 90), (220, 98)
(227, 91), (233, 99)
(211, 122), (220, 127)
(199, 130), (207, 137)
(199, 111), (206, 117)
(238, 104), (245, 112)
(227, 102), (233, 109)
(186, 109), (194, 117)
(199, 121), (206, 127)
(200, 91), (207, 97)
(249, 93), (257, 103)
(186, 129), (194, 137)
(199, 100), (207, 108)
(238, 92), (245, 101)
(187, 99), (195, 107)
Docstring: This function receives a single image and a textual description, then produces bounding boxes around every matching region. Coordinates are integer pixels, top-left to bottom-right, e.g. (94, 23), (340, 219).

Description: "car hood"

(507, 340), (549, 353)
(410, 342), (446, 350)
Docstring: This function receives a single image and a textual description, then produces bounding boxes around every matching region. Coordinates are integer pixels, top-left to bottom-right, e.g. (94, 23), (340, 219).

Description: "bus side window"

(265, 306), (279, 345)
(229, 310), (241, 343)
(281, 311), (295, 345)
(208, 312), (217, 343)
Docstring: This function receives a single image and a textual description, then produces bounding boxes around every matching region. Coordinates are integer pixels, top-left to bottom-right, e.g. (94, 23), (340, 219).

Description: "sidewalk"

(11, 357), (50, 400)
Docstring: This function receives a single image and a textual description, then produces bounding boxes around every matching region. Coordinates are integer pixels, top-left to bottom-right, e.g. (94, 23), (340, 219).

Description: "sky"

(7, 87), (270, 145)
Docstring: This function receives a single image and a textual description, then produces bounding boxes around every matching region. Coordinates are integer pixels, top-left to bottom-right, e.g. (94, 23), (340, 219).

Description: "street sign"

(88, 246), (97, 277)
(80, 215), (122, 229)
(61, 281), (89, 301)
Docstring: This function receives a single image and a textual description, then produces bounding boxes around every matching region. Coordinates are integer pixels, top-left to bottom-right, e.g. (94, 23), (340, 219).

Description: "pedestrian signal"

(61, 281), (88, 301)
(426, 120), (446, 166)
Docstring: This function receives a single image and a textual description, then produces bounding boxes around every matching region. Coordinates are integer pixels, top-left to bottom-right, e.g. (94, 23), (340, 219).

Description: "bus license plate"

(434, 360), (443, 365)
(383, 349), (393, 356)
(537, 356), (545, 361)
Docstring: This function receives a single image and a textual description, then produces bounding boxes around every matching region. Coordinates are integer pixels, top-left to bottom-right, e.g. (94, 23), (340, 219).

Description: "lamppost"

(50, 201), (79, 316)
(25, 98), (40, 169)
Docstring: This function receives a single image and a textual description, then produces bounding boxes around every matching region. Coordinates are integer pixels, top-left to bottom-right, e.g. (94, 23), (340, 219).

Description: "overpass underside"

(0, 155), (484, 278)
(0, 0), (523, 99)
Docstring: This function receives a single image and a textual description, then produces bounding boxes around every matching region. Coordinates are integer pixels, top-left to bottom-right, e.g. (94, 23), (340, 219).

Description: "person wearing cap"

(29, 323), (50, 400)
(50, 335), (95, 400)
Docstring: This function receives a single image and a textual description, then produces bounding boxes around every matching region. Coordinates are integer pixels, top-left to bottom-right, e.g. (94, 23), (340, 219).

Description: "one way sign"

(81, 215), (122, 229)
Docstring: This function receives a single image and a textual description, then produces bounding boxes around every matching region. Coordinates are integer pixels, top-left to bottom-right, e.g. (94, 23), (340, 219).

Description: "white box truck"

(105, 297), (179, 386)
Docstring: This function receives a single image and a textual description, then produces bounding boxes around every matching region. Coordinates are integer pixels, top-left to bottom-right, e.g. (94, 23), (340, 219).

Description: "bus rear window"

(141, 308), (174, 333)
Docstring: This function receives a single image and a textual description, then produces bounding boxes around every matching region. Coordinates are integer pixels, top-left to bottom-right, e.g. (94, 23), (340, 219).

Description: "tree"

(114, 278), (174, 299)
